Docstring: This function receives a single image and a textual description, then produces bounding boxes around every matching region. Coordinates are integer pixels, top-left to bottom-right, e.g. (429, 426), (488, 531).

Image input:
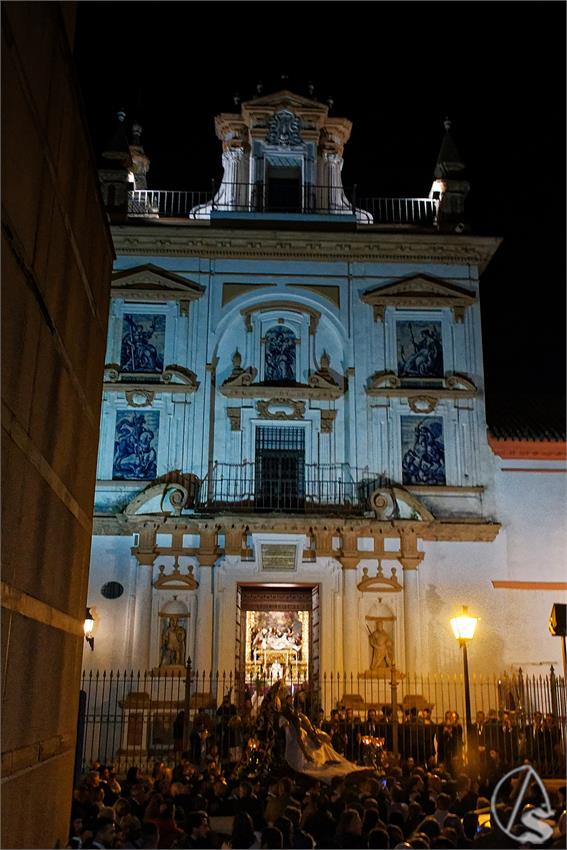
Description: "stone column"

(400, 556), (424, 676)
(399, 529), (424, 676)
(131, 555), (155, 672)
(341, 555), (360, 679)
(194, 555), (216, 677)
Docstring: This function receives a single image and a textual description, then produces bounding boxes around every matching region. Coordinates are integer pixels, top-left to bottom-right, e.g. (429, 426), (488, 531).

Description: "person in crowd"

(228, 811), (259, 849)
(173, 810), (211, 849)
(260, 826), (284, 849)
(85, 816), (116, 849)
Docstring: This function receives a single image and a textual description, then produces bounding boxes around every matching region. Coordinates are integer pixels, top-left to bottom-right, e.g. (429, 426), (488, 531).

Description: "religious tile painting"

(401, 416), (446, 485)
(112, 410), (159, 480)
(397, 320), (443, 378)
(264, 325), (296, 381)
(120, 313), (165, 373)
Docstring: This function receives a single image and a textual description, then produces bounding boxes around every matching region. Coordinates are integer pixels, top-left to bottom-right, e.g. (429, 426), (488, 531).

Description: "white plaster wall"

(84, 535), (137, 671)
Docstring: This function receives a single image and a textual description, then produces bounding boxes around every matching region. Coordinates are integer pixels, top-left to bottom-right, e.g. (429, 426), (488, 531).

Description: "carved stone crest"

(266, 110), (302, 146)
(256, 398), (306, 420)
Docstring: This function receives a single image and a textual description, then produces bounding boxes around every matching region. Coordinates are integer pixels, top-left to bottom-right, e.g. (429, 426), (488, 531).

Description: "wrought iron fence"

(127, 188), (438, 224)
(195, 462), (387, 515)
(78, 666), (565, 777)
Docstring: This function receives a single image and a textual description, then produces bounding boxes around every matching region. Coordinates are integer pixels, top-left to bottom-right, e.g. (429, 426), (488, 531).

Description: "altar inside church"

(244, 609), (309, 682)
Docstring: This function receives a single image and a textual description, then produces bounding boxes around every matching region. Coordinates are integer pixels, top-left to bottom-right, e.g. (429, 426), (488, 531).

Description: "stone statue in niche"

(160, 615), (187, 667)
(365, 619), (394, 677)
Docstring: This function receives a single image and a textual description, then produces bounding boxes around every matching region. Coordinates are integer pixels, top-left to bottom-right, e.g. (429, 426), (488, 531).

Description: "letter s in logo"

(517, 808), (554, 845)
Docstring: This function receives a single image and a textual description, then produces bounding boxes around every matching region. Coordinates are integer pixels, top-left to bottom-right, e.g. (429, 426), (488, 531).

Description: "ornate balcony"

(128, 187), (438, 226)
(195, 461), (388, 515)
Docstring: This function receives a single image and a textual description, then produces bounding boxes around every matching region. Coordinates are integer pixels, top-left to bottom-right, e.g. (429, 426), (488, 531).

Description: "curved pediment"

(112, 264), (204, 310)
(361, 274), (476, 322)
(123, 472), (199, 517)
(368, 486), (435, 522)
(241, 300), (321, 334)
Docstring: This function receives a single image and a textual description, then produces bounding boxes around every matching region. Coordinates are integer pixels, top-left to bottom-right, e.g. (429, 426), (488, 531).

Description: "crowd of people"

(69, 687), (566, 850)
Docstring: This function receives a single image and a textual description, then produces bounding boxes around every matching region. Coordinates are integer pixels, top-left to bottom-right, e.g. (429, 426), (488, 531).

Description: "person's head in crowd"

(113, 797), (131, 820)
(231, 811), (256, 849)
(362, 808), (382, 835)
(283, 805), (301, 830)
(461, 812), (478, 840)
(434, 794), (451, 813)
(139, 821), (160, 849)
(261, 826), (284, 849)
(389, 810), (406, 832)
(124, 765), (140, 785)
(408, 837), (430, 849)
(117, 814), (142, 846)
(131, 783), (150, 804)
(367, 827), (390, 848)
(338, 808), (363, 839)
(278, 776), (294, 797)
(273, 815), (293, 847)
(439, 826), (458, 847)
(185, 810), (210, 843)
(416, 817), (441, 842)
(441, 815), (461, 837)
(92, 816), (115, 848)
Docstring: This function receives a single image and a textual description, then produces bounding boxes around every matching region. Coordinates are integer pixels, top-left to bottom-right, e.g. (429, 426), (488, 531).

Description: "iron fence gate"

(78, 666), (566, 777)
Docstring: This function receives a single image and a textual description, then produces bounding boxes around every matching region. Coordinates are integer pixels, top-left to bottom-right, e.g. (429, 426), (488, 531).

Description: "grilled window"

(255, 427), (305, 511)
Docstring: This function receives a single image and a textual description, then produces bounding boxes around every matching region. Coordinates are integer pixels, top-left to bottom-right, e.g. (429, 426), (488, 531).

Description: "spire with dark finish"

(434, 116), (467, 180)
(430, 118), (470, 232)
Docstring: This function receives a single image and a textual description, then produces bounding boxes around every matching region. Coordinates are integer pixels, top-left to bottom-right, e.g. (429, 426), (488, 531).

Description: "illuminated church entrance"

(237, 586), (319, 688)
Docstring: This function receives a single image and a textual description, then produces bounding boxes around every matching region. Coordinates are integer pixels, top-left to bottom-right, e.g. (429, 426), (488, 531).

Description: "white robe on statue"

(279, 716), (364, 784)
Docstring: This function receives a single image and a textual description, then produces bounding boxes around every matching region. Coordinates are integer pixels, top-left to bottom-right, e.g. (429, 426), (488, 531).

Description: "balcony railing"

(128, 187), (438, 225)
(195, 461), (386, 515)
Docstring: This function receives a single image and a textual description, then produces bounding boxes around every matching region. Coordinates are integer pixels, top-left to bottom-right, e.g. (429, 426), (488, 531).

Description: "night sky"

(74, 2), (566, 424)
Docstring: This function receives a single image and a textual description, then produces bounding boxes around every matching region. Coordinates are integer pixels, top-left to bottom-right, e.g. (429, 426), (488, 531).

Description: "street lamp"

(84, 607), (95, 651)
(450, 605), (478, 730)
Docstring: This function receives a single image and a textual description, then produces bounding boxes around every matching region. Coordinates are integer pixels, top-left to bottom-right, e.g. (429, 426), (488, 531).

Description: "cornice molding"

(111, 227), (502, 273)
(93, 512), (501, 544)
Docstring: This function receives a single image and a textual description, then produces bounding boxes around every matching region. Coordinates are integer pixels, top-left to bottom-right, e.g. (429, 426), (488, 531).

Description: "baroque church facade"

(87, 90), (566, 691)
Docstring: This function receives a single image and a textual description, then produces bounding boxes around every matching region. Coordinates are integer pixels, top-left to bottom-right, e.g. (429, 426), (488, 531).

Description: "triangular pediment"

(361, 274), (476, 323)
(112, 264), (204, 301)
(242, 90), (328, 113)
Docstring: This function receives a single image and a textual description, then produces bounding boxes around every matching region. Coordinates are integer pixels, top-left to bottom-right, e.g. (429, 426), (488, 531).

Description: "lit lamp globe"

(84, 607), (95, 650)
(450, 606), (478, 642)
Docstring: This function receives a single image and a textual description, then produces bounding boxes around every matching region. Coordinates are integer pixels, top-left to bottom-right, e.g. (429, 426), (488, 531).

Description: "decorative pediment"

(368, 487), (435, 522)
(104, 363), (199, 395)
(242, 90), (329, 112)
(124, 475), (197, 517)
(358, 562), (402, 593)
(367, 371), (477, 405)
(112, 264), (204, 312)
(221, 350), (344, 400)
(361, 274), (476, 323)
(153, 557), (199, 591)
(241, 301), (320, 334)
(221, 366), (258, 392)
